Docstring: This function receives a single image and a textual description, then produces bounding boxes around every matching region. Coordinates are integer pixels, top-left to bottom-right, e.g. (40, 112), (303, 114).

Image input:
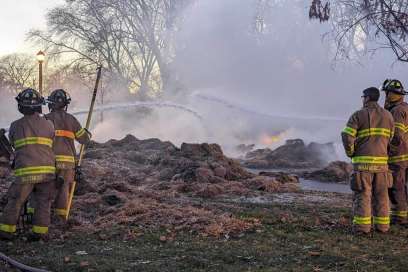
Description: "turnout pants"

(389, 166), (408, 223)
(54, 169), (75, 218)
(351, 171), (392, 233)
(0, 181), (54, 235)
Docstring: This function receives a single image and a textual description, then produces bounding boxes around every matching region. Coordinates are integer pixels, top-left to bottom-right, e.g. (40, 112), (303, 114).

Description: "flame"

(259, 131), (287, 146)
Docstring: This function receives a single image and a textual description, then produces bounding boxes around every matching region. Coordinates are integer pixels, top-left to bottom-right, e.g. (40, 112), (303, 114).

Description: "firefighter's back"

(350, 101), (394, 172)
(46, 110), (86, 169)
(10, 112), (55, 183)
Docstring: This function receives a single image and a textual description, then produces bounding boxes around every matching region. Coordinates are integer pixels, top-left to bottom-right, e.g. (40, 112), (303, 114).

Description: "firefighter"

(46, 89), (90, 220)
(382, 79), (408, 225)
(342, 87), (394, 234)
(0, 89), (56, 240)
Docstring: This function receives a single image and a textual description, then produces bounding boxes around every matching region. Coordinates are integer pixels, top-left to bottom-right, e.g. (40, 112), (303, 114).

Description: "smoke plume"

(1, 0), (406, 163)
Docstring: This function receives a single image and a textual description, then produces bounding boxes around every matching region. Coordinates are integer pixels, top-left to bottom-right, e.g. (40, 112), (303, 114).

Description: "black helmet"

(382, 79), (408, 95)
(47, 89), (71, 110)
(15, 88), (45, 115)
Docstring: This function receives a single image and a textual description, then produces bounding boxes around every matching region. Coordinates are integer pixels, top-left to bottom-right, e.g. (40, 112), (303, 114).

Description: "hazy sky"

(0, 0), (63, 56)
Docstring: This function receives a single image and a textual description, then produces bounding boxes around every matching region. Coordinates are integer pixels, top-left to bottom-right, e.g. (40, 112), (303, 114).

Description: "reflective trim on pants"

(0, 224), (16, 233)
(391, 210), (408, 218)
(55, 208), (68, 216)
(373, 216), (390, 225)
(353, 216), (372, 225)
(32, 225), (48, 234)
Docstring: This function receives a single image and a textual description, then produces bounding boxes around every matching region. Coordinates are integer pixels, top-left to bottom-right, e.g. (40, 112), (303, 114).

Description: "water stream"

(72, 101), (204, 121)
(193, 92), (347, 122)
(0, 101), (206, 133)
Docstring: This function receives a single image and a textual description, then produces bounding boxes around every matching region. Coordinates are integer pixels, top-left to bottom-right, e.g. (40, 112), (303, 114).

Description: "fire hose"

(0, 252), (50, 272)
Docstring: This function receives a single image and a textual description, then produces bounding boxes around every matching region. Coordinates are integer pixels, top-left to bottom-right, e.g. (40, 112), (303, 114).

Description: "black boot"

(0, 231), (15, 241)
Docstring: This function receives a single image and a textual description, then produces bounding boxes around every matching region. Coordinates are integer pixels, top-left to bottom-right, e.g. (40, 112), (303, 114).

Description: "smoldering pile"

(243, 139), (337, 169)
(0, 135), (299, 238)
(242, 139), (352, 183)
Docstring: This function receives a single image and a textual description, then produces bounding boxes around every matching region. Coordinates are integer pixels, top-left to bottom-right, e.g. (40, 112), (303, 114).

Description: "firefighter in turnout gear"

(342, 87), (394, 234)
(382, 79), (408, 224)
(46, 89), (91, 220)
(0, 89), (55, 240)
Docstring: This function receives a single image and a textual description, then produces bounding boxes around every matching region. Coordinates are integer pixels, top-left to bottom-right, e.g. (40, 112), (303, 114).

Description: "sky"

(0, 0), (63, 56)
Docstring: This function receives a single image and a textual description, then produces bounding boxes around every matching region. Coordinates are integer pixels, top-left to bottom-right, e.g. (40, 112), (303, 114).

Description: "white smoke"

(1, 0), (406, 162)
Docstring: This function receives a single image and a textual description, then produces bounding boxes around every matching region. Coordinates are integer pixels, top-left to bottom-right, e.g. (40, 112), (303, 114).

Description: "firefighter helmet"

(15, 88), (45, 115)
(382, 79), (408, 95)
(47, 89), (71, 110)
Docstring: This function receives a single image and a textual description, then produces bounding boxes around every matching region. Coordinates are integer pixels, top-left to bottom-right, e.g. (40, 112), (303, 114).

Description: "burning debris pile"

(0, 135), (300, 238)
(243, 139), (336, 169)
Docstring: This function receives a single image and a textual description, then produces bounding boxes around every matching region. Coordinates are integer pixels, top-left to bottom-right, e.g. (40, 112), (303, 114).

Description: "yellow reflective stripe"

(357, 128), (392, 138)
(15, 166), (56, 177)
(55, 130), (75, 139)
(373, 216), (390, 225)
(0, 224), (16, 233)
(56, 155), (75, 163)
(395, 123), (408, 133)
(353, 216), (371, 225)
(391, 211), (408, 217)
(346, 145), (355, 157)
(352, 156), (388, 164)
(32, 225), (48, 234)
(389, 155), (408, 163)
(75, 128), (86, 138)
(55, 209), (68, 216)
(14, 137), (53, 149)
(27, 207), (35, 214)
(342, 127), (357, 137)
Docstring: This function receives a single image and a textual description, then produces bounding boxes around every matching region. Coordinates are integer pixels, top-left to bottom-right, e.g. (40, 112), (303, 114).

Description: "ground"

(2, 190), (408, 272)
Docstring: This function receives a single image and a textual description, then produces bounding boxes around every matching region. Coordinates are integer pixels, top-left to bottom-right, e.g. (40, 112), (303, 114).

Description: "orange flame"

(259, 131), (287, 146)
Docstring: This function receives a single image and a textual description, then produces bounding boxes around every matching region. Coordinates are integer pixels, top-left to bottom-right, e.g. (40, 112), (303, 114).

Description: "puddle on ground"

(300, 179), (351, 194)
(246, 167), (351, 194)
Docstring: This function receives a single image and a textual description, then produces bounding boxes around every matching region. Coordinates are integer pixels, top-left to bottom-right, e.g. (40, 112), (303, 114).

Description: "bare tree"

(252, 0), (273, 36)
(0, 54), (37, 94)
(309, 0), (408, 62)
(29, 0), (191, 100)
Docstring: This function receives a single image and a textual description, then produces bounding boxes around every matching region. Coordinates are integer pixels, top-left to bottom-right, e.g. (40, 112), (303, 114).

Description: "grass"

(1, 194), (408, 272)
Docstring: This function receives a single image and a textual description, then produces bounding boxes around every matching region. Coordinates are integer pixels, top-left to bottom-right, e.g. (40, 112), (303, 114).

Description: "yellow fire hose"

(65, 66), (103, 220)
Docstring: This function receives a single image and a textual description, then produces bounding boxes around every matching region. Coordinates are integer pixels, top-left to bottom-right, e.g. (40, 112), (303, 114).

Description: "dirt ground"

(2, 190), (408, 272)
(0, 137), (403, 271)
